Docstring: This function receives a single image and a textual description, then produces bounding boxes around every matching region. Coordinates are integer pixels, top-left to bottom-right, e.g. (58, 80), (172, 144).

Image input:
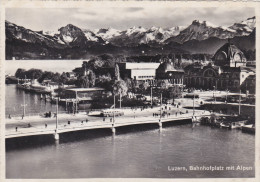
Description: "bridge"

(5, 107), (214, 139)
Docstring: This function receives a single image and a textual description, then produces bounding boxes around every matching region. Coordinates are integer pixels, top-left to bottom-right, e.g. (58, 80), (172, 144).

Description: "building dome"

(156, 60), (184, 80)
(213, 43), (247, 67)
(156, 61), (177, 73)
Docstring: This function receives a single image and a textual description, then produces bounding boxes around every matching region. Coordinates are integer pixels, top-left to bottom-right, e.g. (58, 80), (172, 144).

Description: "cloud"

(6, 7), (255, 31)
(124, 7), (144, 12)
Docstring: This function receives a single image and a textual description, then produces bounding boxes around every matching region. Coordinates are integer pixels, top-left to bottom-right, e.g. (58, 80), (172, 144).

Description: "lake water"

(5, 83), (255, 178)
(5, 85), (66, 116)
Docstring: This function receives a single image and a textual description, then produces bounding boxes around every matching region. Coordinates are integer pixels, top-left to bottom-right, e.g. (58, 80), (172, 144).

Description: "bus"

(101, 109), (124, 117)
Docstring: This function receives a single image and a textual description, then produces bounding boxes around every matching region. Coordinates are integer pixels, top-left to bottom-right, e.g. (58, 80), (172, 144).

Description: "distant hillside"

(5, 17), (255, 60)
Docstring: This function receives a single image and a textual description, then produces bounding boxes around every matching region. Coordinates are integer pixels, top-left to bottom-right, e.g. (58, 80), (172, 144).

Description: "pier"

(5, 107), (213, 139)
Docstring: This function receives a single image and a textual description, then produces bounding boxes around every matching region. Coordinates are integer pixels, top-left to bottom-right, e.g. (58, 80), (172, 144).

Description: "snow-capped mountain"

(102, 26), (186, 46)
(5, 20), (66, 48)
(43, 30), (59, 37)
(229, 16), (256, 36)
(57, 24), (105, 46)
(166, 20), (237, 43)
(166, 17), (256, 44)
(5, 17), (256, 59)
(94, 27), (122, 40)
(6, 21), (106, 49)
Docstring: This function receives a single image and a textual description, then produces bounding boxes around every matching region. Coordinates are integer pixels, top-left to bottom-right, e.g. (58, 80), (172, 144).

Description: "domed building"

(184, 43), (255, 92)
(213, 43), (247, 67)
(156, 60), (184, 86)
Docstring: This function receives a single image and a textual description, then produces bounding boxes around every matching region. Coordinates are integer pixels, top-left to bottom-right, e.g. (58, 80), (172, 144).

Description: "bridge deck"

(5, 112), (214, 139)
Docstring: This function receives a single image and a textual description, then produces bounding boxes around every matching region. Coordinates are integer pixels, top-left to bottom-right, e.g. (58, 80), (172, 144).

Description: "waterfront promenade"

(5, 106), (211, 139)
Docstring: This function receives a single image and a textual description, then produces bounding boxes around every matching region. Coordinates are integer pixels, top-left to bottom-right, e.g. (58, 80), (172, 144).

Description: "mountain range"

(5, 16), (256, 59)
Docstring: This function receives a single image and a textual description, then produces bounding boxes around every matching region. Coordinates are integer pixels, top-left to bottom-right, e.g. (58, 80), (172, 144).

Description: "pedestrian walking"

(45, 123), (47, 128)
(15, 127), (18, 132)
(68, 121), (70, 125)
(103, 117), (105, 122)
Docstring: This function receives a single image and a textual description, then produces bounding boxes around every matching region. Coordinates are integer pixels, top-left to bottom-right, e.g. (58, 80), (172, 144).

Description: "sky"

(6, 7), (255, 31)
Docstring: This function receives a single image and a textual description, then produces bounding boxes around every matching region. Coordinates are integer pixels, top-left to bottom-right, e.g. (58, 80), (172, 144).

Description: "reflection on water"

(5, 85), (66, 116)
(6, 125), (255, 178)
(5, 83), (255, 178)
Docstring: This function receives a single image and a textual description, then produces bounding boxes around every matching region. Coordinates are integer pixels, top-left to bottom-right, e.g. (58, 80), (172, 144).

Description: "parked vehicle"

(101, 109), (124, 117)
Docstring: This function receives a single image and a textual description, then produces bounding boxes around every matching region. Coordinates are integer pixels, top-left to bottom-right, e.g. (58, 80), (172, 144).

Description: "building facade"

(184, 43), (255, 92)
(155, 60), (184, 86)
(118, 62), (160, 84)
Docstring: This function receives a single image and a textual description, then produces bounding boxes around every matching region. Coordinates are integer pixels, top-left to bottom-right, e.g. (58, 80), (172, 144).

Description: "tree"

(139, 81), (149, 91)
(160, 80), (169, 90)
(113, 80), (128, 96)
(51, 73), (61, 83)
(88, 70), (96, 87)
(15, 68), (26, 78)
(26, 69), (43, 79)
(77, 75), (89, 88)
(96, 73), (112, 90)
(124, 77), (133, 92)
(115, 64), (120, 80)
(168, 85), (182, 103)
(60, 72), (69, 84)
(38, 71), (54, 83)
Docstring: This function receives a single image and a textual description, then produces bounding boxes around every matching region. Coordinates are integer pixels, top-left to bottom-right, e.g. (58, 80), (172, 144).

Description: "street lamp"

(160, 93), (162, 121)
(150, 86), (153, 107)
(225, 89), (229, 104)
(238, 89), (241, 115)
(193, 92), (195, 116)
(21, 92), (27, 119)
(54, 97), (59, 140)
(55, 97), (59, 130)
(213, 86), (216, 103)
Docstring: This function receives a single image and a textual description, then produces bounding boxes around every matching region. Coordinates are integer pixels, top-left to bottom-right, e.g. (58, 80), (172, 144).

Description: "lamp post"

(56, 98), (59, 130)
(21, 92), (27, 118)
(112, 94), (116, 133)
(193, 92), (195, 116)
(226, 89), (229, 104)
(159, 93), (162, 129)
(213, 86), (216, 103)
(54, 97), (59, 140)
(160, 93), (162, 121)
(119, 93), (122, 109)
(113, 94), (115, 123)
(150, 86), (153, 107)
(238, 89), (241, 115)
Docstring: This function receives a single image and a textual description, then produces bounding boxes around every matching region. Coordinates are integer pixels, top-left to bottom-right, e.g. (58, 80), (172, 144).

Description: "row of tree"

(15, 68), (73, 84)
